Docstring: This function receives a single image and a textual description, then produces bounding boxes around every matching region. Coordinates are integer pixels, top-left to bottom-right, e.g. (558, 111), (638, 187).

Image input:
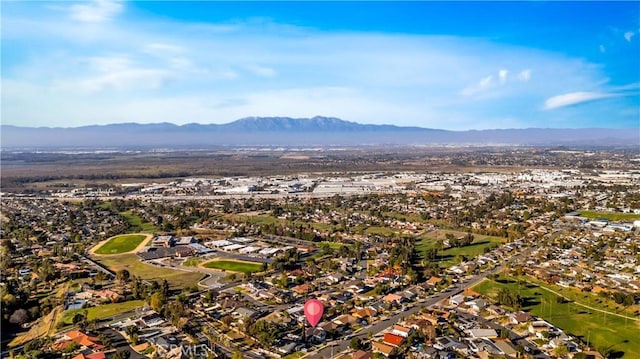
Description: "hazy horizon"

(3, 116), (640, 131)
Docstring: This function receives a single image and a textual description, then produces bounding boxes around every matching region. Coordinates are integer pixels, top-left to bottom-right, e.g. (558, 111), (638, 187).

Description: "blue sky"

(2, 1), (639, 130)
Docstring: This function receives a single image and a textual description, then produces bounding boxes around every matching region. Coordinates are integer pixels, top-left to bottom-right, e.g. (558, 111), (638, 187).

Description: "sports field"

(474, 277), (640, 358)
(94, 234), (147, 254)
(202, 259), (264, 274)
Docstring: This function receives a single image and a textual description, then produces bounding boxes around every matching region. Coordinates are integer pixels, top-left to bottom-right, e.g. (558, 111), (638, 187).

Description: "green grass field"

(95, 254), (203, 288)
(417, 230), (505, 267)
(94, 234), (147, 254)
(203, 260), (264, 274)
(182, 257), (203, 267)
(474, 277), (640, 358)
(318, 241), (351, 249)
(59, 300), (145, 326)
(120, 210), (157, 232)
(577, 210), (640, 221)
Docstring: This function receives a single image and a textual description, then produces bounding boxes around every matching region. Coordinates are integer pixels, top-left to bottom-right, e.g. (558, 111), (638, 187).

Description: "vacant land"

(94, 234), (147, 254)
(120, 210), (157, 232)
(59, 300), (145, 326)
(95, 254), (203, 288)
(182, 257), (203, 267)
(577, 210), (640, 221)
(474, 277), (640, 358)
(203, 259), (264, 274)
(318, 241), (350, 250)
(417, 230), (505, 267)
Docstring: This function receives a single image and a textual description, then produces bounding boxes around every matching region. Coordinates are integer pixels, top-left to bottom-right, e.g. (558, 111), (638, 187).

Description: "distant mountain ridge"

(1, 116), (638, 148)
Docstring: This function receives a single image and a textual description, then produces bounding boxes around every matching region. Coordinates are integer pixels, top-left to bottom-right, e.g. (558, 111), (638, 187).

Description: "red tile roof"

(383, 333), (405, 347)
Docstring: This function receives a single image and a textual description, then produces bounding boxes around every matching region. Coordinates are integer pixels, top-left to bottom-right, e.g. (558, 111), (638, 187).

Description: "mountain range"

(2, 116), (638, 149)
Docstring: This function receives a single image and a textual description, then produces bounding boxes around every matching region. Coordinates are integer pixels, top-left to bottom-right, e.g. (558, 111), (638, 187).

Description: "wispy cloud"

(461, 68), (532, 96)
(246, 65), (277, 78)
(517, 69), (532, 82)
(543, 82), (640, 110)
(69, 0), (123, 23)
(543, 92), (618, 110)
(624, 31), (635, 42)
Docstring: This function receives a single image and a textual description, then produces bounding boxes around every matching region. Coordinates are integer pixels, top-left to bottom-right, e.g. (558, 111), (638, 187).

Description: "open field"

(182, 257), (203, 267)
(577, 210), (640, 221)
(234, 214), (338, 234)
(95, 254), (203, 288)
(318, 241), (350, 250)
(417, 229), (506, 267)
(202, 259), (264, 274)
(474, 277), (640, 358)
(94, 234), (147, 254)
(120, 210), (157, 232)
(520, 276), (640, 317)
(59, 300), (145, 326)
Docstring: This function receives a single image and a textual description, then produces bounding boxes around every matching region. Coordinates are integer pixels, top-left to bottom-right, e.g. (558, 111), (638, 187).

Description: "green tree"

(349, 337), (363, 350)
(116, 269), (130, 282)
(553, 345), (568, 357)
(148, 292), (165, 312)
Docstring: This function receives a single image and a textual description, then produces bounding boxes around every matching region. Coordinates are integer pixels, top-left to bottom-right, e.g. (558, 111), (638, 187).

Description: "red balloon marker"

(304, 299), (324, 328)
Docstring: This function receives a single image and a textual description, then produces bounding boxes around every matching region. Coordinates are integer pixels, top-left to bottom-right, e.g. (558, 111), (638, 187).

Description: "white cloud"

(144, 43), (184, 54)
(517, 69), (532, 82)
(246, 65), (277, 78)
(461, 75), (494, 96)
(461, 68), (531, 96)
(57, 69), (172, 93)
(599, 44), (606, 53)
(499, 69), (508, 83)
(86, 56), (132, 72)
(543, 91), (618, 110)
(624, 31), (635, 42)
(69, 0), (123, 23)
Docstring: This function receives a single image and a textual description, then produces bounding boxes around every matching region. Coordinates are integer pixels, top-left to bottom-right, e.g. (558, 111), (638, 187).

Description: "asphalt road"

(308, 246), (535, 359)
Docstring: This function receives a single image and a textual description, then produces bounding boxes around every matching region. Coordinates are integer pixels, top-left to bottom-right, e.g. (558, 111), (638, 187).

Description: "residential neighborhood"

(1, 163), (639, 359)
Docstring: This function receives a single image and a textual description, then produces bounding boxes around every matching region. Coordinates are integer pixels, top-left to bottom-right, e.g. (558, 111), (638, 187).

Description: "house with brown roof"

(382, 293), (403, 305)
(291, 283), (313, 295)
(352, 307), (377, 320)
(72, 353), (106, 359)
(351, 350), (373, 359)
(509, 311), (533, 324)
(54, 331), (104, 352)
(333, 314), (359, 326)
(372, 341), (396, 357)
